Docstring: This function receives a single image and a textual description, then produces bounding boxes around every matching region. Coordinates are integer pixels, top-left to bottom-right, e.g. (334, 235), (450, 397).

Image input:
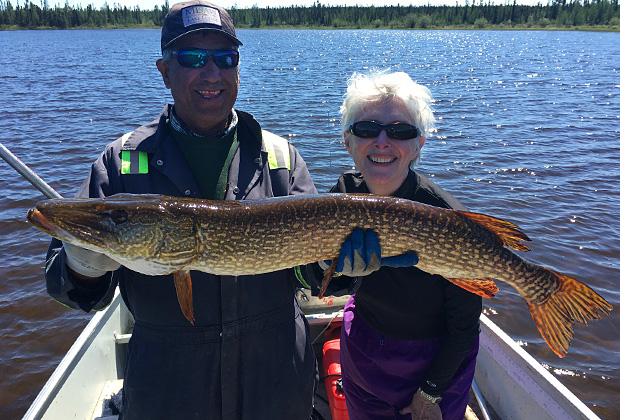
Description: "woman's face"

(345, 97), (424, 196)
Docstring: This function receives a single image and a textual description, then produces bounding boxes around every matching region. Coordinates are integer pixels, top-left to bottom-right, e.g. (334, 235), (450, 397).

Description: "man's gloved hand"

(63, 242), (121, 278)
(326, 228), (419, 277)
(399, 388), (443, 420)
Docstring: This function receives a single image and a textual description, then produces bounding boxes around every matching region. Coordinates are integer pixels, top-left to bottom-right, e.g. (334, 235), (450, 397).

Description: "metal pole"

(0, 142), (63, 199)
(472, 378), (493, 420)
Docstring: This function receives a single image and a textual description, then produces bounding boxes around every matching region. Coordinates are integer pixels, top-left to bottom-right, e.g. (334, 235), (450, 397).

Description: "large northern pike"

(27, 193), (611, 357)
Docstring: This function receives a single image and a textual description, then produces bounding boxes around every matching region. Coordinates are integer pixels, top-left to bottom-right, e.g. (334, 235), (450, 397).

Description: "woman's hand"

(399, 388), (443, 420)
(332, 228), (419, 276)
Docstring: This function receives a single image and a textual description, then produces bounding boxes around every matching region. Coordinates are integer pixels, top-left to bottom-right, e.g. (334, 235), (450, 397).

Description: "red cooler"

(322, 339), (349, 420)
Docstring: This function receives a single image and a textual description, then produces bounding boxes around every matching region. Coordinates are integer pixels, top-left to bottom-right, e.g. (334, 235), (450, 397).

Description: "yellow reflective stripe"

(262, 130), (291, 170)
(120, 131), (148, 175)
(138, 151), (148, 173)
(121, 150), (148, 174)
(121, 151), (131, 174)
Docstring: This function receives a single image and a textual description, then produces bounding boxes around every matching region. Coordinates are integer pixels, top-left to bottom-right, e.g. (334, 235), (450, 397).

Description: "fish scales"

(27, 193), (612, 357)
(189, 195), (408, 275)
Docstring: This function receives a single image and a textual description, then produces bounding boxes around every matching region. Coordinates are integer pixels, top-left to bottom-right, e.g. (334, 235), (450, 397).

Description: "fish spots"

(30, 193), (611, 357)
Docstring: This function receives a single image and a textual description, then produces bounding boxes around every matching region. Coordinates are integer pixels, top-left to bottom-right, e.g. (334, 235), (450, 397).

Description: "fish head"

(27, 194), (198, 272)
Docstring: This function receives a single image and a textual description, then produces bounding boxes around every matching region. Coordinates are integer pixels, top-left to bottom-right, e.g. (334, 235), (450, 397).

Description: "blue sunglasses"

(171, 48), (239, 69)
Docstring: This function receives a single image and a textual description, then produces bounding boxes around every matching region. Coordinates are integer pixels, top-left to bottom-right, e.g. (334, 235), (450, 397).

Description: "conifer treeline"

(1, 0), (619, 30)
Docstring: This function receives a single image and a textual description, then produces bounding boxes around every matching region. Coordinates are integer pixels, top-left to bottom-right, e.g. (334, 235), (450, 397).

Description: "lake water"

(0, 28), (618, 419)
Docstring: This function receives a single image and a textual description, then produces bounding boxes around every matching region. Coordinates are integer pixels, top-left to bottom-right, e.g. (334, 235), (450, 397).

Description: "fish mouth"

(27, 207), (108, 249)
(27, 209), (58, 235)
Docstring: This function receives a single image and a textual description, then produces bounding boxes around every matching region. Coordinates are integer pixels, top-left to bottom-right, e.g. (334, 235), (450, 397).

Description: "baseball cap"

(161, 1), (242, 52)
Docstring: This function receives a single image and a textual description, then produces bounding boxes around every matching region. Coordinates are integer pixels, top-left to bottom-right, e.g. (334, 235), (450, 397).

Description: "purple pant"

(340, 296), (478, 420)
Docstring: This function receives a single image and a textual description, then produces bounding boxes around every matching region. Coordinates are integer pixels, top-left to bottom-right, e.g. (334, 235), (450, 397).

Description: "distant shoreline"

(2, 1), (619, 33)
(2, 25), (619, 32)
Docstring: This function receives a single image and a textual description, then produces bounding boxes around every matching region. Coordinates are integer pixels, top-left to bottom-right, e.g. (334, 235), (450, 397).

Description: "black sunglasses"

(171, 48), (239, 69)
(349, 121), (419, 140)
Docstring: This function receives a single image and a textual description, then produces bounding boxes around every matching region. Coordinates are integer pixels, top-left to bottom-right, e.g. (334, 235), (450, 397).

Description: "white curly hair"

(339, 70), (435, 166)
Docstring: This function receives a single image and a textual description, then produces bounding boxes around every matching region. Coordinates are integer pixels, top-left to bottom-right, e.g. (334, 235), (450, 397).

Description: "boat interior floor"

(88, 344), (495, 420)
(89, 377), (492, 420)
(89, 291), (495, 420)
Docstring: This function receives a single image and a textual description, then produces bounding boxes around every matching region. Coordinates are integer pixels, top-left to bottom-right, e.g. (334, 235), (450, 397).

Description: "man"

(43, 2), (318, 418)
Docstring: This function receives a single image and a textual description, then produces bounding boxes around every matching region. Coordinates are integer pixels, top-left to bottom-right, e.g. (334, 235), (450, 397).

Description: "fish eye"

(111, 209), (128, 224)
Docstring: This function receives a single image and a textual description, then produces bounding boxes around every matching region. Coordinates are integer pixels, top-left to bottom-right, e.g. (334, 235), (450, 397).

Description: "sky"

(57, 0), (546, 12)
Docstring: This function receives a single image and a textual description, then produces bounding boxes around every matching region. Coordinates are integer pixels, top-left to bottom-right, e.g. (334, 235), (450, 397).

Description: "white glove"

(63, 242), (121, 278)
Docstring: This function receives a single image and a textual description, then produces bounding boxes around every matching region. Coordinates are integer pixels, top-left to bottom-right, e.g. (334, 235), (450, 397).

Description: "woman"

(333, 71), (481, 420)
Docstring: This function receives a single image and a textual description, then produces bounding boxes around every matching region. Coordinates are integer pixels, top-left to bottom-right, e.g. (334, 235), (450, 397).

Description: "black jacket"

(44, 105), (318, 420)
(328, 169), (482, 396)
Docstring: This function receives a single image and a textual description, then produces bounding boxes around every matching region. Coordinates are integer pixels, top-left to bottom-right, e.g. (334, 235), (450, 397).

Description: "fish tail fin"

(527, 270), (612, 358)
(174, 270), (195, 325)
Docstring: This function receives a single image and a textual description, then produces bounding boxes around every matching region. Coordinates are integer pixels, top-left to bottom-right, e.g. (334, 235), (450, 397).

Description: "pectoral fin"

(447, 277), (499, 298)
(318, 259), (338, 299)
(174, 270), (195, 325)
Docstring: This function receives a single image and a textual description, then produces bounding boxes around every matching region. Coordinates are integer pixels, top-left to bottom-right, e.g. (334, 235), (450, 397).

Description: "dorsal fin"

(455, 210), (531, 251)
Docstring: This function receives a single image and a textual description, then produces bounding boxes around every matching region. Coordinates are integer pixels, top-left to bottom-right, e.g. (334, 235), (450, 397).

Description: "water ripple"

(1, 29), (619, 420)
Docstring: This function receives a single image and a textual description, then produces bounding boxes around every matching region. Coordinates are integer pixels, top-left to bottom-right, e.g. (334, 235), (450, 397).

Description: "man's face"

(156, 32), (240, 136)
